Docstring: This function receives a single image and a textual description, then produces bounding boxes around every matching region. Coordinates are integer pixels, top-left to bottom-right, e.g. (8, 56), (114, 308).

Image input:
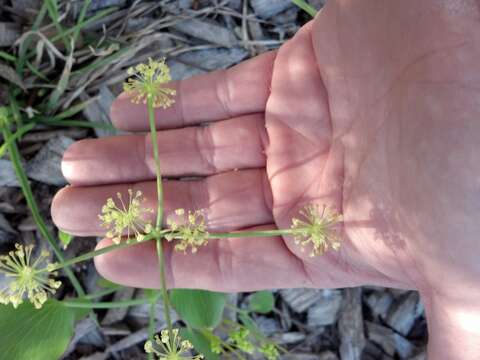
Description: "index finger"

(111, 51), (276, 132)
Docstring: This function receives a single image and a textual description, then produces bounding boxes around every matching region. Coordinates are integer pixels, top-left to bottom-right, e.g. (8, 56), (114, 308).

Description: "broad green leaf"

(180, 328), (219, 360)
(58, 229), (73, 249)
(248, 291), (275, 314)
(0, 300), (77, 360)
(170, 289), (226, 329)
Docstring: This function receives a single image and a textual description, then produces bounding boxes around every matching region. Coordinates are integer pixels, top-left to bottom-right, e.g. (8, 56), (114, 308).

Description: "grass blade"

(291, 0), (318, 17)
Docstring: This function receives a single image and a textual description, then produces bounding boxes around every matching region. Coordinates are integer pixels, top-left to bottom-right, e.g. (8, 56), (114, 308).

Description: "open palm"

(53, 2), (480, 357)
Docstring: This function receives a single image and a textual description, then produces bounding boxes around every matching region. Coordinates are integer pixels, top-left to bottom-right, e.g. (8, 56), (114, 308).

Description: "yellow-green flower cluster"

(259, 343), (280, 360)
(210, 335), (223, 354)
(99, 189), (153, 244)
(144, 328), (204, 359)
(165, 209), (209, 254)
(123, 57), (176, 109)
(0, 244), (61, 309)
(290, 204), (342, 257)
(228, 328), (254, 354)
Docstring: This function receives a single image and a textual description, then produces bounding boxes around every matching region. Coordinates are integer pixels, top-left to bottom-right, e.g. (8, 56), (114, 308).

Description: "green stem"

(36, 118), (116, 131)
(62, 298), (149, 309)
(83, 288), (119, 300)
(209, 229), (295, 239)
(147, 98), (163, 228)
(46, 227), (302, 273)
(147, 96), (174, 345)
(1, 123), (85, 297)
(73, 0), (92, 45)
(46, 233), (161, 272)
(147, 300), (156, 360)
(17, 2), (48, 74)
(156, 238), (173, 329)
(0, 122), (35, 158)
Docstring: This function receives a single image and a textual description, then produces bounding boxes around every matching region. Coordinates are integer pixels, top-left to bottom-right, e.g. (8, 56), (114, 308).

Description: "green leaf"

(0, 62), (26, 91)
(96, 277), (122, 290)
(144, 289), (161, 303)
(180, 328), (219, 360)
(58, 229), (73, 249)
(55, 98), (97, 119)
(291, 0), (318, 17)
(0, 300), (77, 360)
(238, 312), (258, 335)
(248, 291), (275, 314)
(170, 289), (226, 329)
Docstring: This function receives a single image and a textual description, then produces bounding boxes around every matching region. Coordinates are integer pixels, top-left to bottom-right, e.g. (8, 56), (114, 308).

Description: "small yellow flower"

(144, 328), (204, 359)
(290, 204), (343, 257)
(0, 244), (61, 309)
(165, 209), (209, 254)
(98, 189), (153, 244)
(123, 57), (176, 109)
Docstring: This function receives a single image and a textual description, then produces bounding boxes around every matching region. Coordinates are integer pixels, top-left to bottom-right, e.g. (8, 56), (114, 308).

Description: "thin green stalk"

(45, 0), (70, 50)
(46, 234), (158, 272)
(147, 300), (156, 360)
(8, 91), (22, 126)
(147, 96), (174, 345)
(46, 227), (301, 273)
(73, 0), (92, 45)
(0, 122), (35, 158)
(147, 98), (163, 228)
(0, 51), (17, 62)
(209, 229), (295, 239)
(17, 2), (48, 74)
(83, 287), (119, 300)
(36, 118), (115, 131)
(62, 298), (149, 309)
(21, 6), (117, 68)
(26, 61), (50, 81)
(1, 124), (85, 297)
(156, 238), (173, 331)
(50, 7), (117, 44)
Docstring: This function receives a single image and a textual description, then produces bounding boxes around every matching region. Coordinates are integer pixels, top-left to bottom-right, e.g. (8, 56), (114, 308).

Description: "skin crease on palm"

(51, 0), (480, 358)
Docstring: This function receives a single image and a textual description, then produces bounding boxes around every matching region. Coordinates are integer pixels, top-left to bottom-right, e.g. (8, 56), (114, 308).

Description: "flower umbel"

(123, 57), (176, 109)
(99, 189), (153, 244)
(144, 328), (204, 359)
(0, 244), (61, 309)
(290, 204), (343, 257)
(259, 343), (280, 360)
(165, 209), (209, 254)
(228, 328), (255, 354)
(210, 335), (223, 354)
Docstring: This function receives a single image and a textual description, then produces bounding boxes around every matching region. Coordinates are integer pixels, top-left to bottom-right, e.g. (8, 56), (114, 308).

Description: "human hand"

(52, 1), (480, 358)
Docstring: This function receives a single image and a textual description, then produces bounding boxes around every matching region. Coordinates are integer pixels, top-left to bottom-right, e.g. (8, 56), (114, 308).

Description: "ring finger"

(52, 169), (273, 237)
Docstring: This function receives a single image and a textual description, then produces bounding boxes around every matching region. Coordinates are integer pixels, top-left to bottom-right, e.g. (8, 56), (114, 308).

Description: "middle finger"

(62, 113), (267, 187)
